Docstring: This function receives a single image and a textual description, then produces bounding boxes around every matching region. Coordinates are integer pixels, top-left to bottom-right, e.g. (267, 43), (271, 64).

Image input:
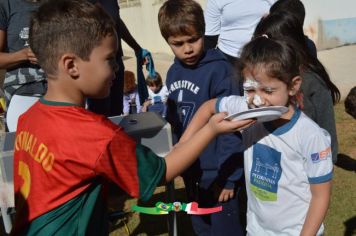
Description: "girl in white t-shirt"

(180, 36), (333, 236)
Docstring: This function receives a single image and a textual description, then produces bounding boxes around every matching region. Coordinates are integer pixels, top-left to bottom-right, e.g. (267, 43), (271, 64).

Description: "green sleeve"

(136, 144), (166, 201)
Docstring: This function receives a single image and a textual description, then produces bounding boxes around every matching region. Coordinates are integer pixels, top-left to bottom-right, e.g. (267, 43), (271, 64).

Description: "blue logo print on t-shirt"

(250, 143), (282, 201)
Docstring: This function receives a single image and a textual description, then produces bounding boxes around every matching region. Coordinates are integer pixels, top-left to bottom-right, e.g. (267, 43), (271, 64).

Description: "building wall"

(120, 0), (356, 55)
(120, 0), (207, 56)
(303, 0), (356, 50)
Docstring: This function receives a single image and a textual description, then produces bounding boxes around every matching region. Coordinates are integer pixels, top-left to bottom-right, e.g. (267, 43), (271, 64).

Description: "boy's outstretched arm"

(164, 112), (253, 182)
(300, 181), (332, 236)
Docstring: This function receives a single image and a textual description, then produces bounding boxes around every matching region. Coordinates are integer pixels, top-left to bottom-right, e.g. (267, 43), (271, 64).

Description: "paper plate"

(224, 106), (289, 122)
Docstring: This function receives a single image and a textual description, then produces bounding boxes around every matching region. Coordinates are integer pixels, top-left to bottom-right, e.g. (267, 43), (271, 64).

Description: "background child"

(123, 70), (141, 115)
(254, 10), (340, 163)
(269, 0), (317, 58)
(141, 72), (168, 117)
(345, 86), (356, 119)
(12, 0), (254, 234)
(158, 0), (246, 235)
(182, 37), (333, 235)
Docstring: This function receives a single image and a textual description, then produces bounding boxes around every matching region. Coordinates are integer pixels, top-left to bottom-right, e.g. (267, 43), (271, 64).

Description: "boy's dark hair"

(240, 36), (300, 88)
(345, 86), (356, 119)
(254, 11), (340, 104)
(158, 0), (205, 41)
(270, 0), (305, 26)
(146, 72), (163, 87)
(29, 0), (116, 76)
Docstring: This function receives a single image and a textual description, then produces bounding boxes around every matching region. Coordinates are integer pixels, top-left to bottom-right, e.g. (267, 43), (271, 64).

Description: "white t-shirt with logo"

(148, 85), (168, 104)
(217, 95), (333, 236)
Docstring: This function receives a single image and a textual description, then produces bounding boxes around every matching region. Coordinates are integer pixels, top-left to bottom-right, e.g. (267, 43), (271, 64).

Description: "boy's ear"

(289, 75), (302, 96)
(60, 53), (80, 79)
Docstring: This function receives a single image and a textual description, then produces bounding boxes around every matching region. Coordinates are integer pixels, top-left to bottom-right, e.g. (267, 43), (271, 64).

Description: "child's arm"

(164, 112), (253, 182)
(141, 100), (151, 112)
(300, 181), (332, 236)
(119, 18), (141, 54)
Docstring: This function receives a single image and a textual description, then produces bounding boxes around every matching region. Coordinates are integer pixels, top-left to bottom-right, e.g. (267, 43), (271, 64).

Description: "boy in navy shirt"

(158, 0), (245, 235)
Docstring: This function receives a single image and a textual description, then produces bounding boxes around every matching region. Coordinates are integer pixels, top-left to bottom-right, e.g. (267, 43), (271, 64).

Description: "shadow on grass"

(343, 216), (356, 236)
(335, 153), (356, 172)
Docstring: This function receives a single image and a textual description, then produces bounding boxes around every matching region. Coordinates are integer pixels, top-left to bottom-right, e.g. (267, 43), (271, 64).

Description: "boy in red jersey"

(12, 0), (254, 235)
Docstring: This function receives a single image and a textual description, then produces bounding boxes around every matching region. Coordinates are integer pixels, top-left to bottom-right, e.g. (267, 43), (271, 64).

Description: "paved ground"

(123, 44), (356, 100)
(318, 44), (356, 99)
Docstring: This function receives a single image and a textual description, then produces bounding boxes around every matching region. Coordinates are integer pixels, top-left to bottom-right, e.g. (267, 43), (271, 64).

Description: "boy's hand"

(208, 112), (255, 134)
(211, 182), (234, 202)
(218, 188), (234, 202)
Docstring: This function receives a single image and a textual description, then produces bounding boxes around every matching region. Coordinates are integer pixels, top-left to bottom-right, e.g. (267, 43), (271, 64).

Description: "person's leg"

(109, 59), (125, 116)
(87, 58), (125, 117)
(189, 187), (212, 236)
(183, 176), (212, 236)
(190, 214), (212, 236)
(210, 188), (244, 236)
(189, 178), (243, 236)
(237, 176), (247, 235)
(87, 97), (111, 117)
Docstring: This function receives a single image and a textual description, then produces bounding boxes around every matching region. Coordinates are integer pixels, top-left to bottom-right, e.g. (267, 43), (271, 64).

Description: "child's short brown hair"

(146, 72), (163, 88)
(29, 0), (116, 76)
(158, 0), (205, 41)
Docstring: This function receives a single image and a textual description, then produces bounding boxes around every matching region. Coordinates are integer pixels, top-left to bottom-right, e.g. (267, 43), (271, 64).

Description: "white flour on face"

(252, 94), (263, 107)
(243, 79), (263, 108)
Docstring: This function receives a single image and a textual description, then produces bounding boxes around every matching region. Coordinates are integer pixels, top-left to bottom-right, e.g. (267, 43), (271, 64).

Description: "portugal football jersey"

(13, 98), (165, 235)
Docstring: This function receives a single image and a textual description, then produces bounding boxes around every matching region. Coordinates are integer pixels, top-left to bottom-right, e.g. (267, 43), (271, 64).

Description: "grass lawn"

(109, 102), (356, 236)
(324, 103), (356, 236)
